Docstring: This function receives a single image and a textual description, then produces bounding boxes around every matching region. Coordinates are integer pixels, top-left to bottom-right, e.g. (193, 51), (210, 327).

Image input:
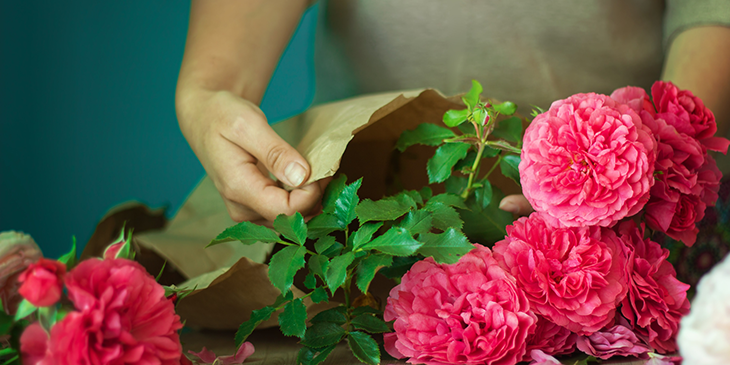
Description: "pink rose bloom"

(0, 231), (42, 315)
(610, 86), (656, 117)
(652, 81), (730, 153)
(20, 322), (53, 365)
(520, 93), (656, 227)
(36, 258), (183, 364)
(18, 258), (66, 308)
(528, 350), (562, 365)
(575, 319), (651, 360)
(384, 245), (537, 365)
(523, 315), (576, 361)
(493, 212), (629, 334)
(617, 221), (689, 354)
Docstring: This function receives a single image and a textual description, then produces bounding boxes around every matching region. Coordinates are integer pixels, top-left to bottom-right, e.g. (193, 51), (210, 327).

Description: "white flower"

(678, 254), (730, 364)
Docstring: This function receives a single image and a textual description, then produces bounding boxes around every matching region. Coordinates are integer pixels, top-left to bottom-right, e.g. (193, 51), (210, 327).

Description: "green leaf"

(307, 214), (341, 239)
(491, 116), (523, 143)
(500, 154), (522, 185)
(396, 123), (456, 151)
(333, 178), (363, 228)
(347, 331), (380, 365)
(442, 108), (469, 128)
(399, 190), (423, 207)
(379, 256), (421, 279)
(38, 306), (57, 331)
(356, 197), (412, 225)
(301, 321), (346, 348)
(473, 180), (493, 210)
(426, 193), (469, 210)
(210, 221), (280, 246)
(322, 174), (347, 214)
(419, 186), (433, 202)
(351, 222), (384, 251)
(57, 236), (77, 268)
(356, 254), (393, 293)
(444, 175), (468, 195)
(462, 80), (483, 109)
(417, 228), (474, 264)
(298, 346), (337, 365)
(279, 298), (307, 338)
(321, 242), (344, 258)
(486, 140), (522, 154)
(14, 300), (36, 321)
(360, 227), (423, 256)
(352, 306), (381, 316)
(311, 287), (329, 304)
(273, 290), (295, 307)
(461, 188), (514, 244)
(427, 142), (471, 184)
(314, 236), (337, 254)
(235, 306), (275, 346)
(493, 100), (517, 115)
(273, 212), (307, 245)
(425, 202), (463, 231)
(308, 255), (330, 281)
(351, 314), (390, 333)
(325, 252), (355, 293)
(310, 306), (347, 325)
(304, 272), (317, 289)
(268, 245), (307, 294)
(0, 310), (13, 336)
(396, 210), (433, 236)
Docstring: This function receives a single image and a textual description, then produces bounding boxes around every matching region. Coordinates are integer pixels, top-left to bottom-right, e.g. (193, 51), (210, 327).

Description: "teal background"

(0, 2), (319, 258)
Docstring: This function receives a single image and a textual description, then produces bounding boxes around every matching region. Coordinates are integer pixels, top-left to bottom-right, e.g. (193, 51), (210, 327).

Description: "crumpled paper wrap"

(86, 89), (519, 330)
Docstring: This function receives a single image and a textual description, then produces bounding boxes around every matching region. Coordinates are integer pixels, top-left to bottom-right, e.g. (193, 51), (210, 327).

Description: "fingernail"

(499, 200), (518, 214)
(285, 162), (306, 187)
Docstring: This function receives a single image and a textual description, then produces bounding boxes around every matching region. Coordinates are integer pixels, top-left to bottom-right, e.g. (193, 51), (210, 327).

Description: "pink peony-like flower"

(493, 212), (629, 334)
(520, 93), (656, 227)
(575, 318), (651, 360)
(610, 86), (656, 117)
(20, 322), (52, 365)
(0, 231), (42, 315)
(36, 258), (183, 364)
(18, 258), (66, 308)
(523, 315), (576, 361)
(618, 221), (690, 354)
(384, 245), (537, 365)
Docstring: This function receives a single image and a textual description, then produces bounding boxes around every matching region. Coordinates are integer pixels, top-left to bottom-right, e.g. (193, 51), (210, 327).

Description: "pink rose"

(652, 81), (717, 142)
(523, 315), (576, 362)
(20, 322), (52, 365)
(18, 258), (66, 308)
(37, 258), (182, 364)
(520, 93), (655, 227)
(493, 212), (629, 334)
(575, 319), (651, 360)
(618, 221), (690, 354)
(610, 86), (656, 117)
(0, 231), (42, 315)
(528, 350), (562, 365)
(384, 245), (537, 365)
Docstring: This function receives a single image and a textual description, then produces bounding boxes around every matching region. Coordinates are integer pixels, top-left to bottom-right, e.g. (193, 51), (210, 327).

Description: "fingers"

(499, 194), (534, 216)
(225, 106), (311, 188)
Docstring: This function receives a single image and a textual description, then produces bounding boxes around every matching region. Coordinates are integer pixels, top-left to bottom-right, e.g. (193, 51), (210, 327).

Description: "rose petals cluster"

(678, 254), (730, 364)
(523, 315), (576, 361)
(617, 221), (690, 353)
(493, 212), (629, 334)
(384, 245), (537, 365)
(20, 257), (184, 365)
(520, 93), (656, 227)
(0, 231), (42, 315)
(18, 258), (66, 308)
(575, 317), (650, 360)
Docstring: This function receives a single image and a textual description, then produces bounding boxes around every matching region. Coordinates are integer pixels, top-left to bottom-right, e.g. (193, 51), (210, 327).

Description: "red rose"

(618, 221), (690, 353)
(18, 258), (66, 308)
(39, 258), (182, 364)
(493, 212), (630, 334)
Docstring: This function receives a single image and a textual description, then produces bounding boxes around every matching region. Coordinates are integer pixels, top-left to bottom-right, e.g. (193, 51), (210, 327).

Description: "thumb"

(234, 113), (311, 188)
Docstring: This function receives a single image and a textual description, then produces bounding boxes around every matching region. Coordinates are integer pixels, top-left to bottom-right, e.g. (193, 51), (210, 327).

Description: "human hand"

(177, 89), (326, 222)
(499, 194), (533, 216)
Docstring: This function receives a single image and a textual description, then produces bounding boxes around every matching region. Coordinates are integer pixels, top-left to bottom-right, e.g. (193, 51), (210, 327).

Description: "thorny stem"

(462, 142), (485, 199)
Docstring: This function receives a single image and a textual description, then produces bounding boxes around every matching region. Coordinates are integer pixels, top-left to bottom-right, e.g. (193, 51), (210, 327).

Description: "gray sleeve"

(664, 0), (730, 49)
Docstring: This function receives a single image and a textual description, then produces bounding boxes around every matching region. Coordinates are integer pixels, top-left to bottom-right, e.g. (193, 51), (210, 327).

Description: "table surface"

(181, 329), (646, 365)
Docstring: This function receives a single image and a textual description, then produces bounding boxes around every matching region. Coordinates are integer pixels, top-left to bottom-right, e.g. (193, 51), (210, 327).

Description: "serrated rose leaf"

(443, 109), (469, 128)
(314, 236), (336, 254)
(474, 180), (493, 210)
(308, 255), (329, 281)
(268, 245), (306, 294)
(359, 227), (423, 256)
(356, 198), (412, 225)
(210, 221), (280, 246)
(396, 123), (456, 151)
(462, 80), (483, 109)
(273, 212), (307, 245)
(325, 252), (355, 293)
(310, 306), (347, 325)
(493, 100), (517, 115)
(279, 298), (307, 338)
(351, 314), (390, 333)
(334, 179), (362, 228)
(426, 193), (469, 210)
(306, 214), (341, 239)
(304, 272), (317, 289)
(347, 331), (380, 365)
(491, 116), (523, 143)
(417, 228), (474, 264)
(500, 154), (521, 185)
(235, 306), (275, 346)
(301, 322), (346, 348)
(351, 222), (384, 251)
(427, 143), (471, 183)
(396, 210), (433, 236)
(322, 174), (347, 215)
(311, 287), (329, 304)
(425, 202), (463, 231)
(356, 254), (393, 293)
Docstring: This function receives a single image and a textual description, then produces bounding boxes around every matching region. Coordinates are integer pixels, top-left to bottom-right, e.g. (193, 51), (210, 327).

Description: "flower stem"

(462, 142), (485, 199)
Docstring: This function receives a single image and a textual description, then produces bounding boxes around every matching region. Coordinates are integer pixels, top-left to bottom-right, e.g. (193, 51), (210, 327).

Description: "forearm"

(662, 26), (730, 135)
(176, 0), (309, 109)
